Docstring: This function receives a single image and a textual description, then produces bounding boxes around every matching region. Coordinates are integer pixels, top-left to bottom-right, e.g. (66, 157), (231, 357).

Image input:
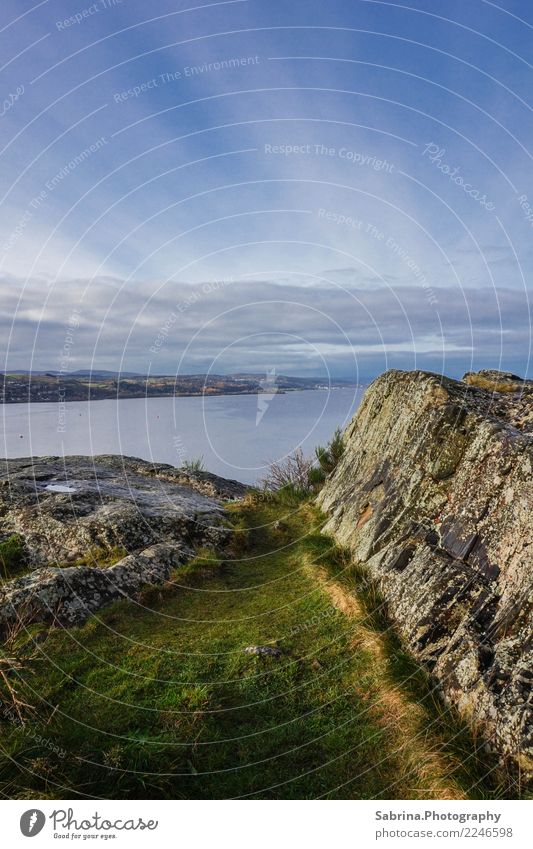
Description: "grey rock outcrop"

(318, 369), (533, 774)
(0, 455), (247, 632)
(0, 455), (247, 566)
(0, 543), (189, 630)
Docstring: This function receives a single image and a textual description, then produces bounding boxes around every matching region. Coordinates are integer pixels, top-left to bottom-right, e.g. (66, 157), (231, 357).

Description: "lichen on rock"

(318, 368), (533, 775)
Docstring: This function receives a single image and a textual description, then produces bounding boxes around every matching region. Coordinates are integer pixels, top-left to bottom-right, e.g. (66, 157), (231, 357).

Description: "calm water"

(1, 389), (363, 485)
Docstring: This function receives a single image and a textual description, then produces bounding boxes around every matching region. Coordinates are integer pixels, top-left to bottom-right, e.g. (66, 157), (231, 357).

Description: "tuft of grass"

(181, 456), (205, 473)
(60, 545), (128, 570)
(0, 534), (27, 580)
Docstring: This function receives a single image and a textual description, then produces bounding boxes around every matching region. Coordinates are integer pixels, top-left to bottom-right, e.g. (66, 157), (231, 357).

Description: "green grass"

(0, 496), (520, 800)
(180, 456), (205, 473)
(0, 534), (27, 581)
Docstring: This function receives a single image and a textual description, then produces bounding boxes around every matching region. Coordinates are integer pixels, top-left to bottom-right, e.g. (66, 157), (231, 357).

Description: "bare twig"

(260, 448), (314, 492)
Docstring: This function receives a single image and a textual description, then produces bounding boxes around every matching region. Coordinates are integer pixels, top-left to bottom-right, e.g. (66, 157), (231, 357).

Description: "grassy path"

(0, 496), (508, 799)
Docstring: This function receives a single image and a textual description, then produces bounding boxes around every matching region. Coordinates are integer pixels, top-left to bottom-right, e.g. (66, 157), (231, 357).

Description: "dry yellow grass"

(305, 559), (467, 800)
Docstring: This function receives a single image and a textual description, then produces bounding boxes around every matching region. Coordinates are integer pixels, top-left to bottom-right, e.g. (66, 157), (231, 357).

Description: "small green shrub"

(272, 482), (310, 505)
(307, 466), (326, 490)
(315, 427), (345, 475)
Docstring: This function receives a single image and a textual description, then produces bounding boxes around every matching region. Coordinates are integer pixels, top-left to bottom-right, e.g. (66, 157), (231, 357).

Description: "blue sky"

(1, 0), (532, 379)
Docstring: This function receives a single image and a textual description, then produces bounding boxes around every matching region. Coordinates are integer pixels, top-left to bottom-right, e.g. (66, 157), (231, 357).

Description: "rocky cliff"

(318, 369), (533, 774)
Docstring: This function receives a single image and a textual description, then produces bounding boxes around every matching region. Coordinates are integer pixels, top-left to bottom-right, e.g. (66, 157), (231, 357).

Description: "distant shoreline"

(1, 385), (361, 406)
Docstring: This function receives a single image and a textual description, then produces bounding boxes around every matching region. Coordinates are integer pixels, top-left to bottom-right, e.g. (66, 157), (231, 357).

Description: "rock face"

(0, 455), (247, 631)
(318, 369), (533, 774)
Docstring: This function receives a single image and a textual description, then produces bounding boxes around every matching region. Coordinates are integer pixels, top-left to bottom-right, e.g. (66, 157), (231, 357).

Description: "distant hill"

(5, 369), (143, 378)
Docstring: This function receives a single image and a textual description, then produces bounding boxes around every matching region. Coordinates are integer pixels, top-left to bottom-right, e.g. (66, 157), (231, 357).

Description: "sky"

(1, 0), (532, 380)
